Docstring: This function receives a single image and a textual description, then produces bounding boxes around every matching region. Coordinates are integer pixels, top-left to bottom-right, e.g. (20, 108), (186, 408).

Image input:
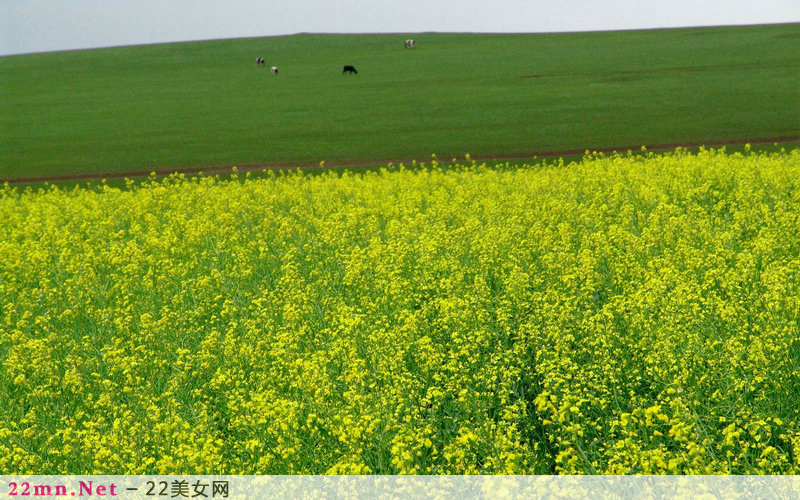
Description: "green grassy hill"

(1, 24), (798, 180)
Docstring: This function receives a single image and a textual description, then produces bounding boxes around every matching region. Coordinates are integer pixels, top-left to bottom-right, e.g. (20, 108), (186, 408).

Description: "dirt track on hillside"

(4, 136), (799, 185)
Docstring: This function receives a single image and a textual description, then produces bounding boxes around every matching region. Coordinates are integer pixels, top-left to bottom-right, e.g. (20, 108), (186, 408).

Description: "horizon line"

(2, 20), (797, 57)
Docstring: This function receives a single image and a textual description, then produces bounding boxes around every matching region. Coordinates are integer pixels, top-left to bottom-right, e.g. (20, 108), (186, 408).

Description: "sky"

(1, 1), (799, 56)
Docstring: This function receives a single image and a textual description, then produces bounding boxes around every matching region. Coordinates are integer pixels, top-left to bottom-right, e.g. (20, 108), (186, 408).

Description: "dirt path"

(4, 136), (798, 185)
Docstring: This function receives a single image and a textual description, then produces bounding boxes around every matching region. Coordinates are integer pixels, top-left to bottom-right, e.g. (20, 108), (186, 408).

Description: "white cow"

(256, 57), (265, 66)
(405, 39), (415, 49)
(270, 66), (278, 75)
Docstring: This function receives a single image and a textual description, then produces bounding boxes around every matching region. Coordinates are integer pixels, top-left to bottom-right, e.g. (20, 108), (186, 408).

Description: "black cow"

(342, 65), (358, 74)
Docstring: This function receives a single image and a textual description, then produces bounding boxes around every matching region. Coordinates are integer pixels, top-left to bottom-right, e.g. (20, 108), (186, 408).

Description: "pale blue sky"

(2, 1), (799, 56)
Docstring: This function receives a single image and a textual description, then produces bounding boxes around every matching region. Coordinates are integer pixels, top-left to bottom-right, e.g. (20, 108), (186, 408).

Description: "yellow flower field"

(1, 148), (798, 474)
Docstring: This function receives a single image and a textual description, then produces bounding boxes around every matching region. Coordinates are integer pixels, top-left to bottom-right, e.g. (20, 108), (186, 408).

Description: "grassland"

(2, 24), (799, 180)
(1, 149), (799, 474)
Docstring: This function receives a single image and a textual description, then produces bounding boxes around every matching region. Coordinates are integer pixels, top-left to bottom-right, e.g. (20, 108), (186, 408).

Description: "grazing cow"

(342, 65), (358, 74)
(271, 66), (278, 75)
(256, 57), (265, 66)
(405, 39), (415, 49)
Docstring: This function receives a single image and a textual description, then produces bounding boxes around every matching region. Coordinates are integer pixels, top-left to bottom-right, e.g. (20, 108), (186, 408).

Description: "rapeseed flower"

(0, 149), (798, 474)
